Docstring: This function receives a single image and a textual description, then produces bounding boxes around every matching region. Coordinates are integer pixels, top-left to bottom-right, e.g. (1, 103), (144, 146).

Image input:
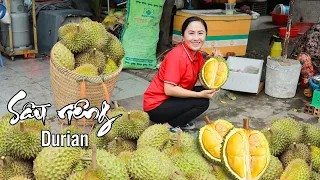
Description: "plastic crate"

(250, 2), (267, 16)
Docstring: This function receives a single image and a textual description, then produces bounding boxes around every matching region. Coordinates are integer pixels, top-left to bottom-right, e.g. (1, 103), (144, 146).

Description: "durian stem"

(310, 161), (313, 172)
(20, 121), (24, 132)
(76, 24), (80, 33)
(128, 112), (131, 120)
(1, 156), (6, 167)
(177, 129), (181, 148)
(243, 118), (249, 130)
(307, 143), (311, 151)
(293, 142), (297, 152)
(75, 120), (78, 128)
(204, 115), (211, 124)
(60, 122), (65, 131)
(92, 144), (97, 170)
(89, 123), (95, 135)
(93, 48), (96, 55)
(114, 101), (119, 109)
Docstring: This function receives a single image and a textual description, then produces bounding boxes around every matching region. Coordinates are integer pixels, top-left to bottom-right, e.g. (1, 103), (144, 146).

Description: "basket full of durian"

(50, 17), (124, 112)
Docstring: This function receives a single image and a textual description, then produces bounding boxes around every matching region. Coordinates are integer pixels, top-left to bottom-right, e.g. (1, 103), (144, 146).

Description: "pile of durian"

(52, 17), (124, 77)
(1, 108), (320, 180)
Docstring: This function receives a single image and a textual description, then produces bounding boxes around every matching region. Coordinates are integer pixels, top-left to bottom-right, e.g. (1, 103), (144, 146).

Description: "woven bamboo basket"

(50, 43), (123, 126)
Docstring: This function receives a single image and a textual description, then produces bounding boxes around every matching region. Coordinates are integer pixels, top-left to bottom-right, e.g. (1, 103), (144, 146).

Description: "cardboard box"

(172, 10), (252, 57)
(221, 56), (264, 93)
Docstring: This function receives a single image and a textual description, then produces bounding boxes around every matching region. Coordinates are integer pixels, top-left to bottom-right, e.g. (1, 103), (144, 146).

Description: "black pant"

(146, 86), (209, 127)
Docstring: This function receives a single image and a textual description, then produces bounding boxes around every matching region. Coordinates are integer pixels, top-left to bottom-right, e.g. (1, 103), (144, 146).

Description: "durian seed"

(243, 118), (249, 130)
(204, 115), (211, 124)
(92, 144), (97, 169)
(20, 121), (24, 132)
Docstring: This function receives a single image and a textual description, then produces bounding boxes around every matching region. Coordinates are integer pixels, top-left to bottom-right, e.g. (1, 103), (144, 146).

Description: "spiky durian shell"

(88, 124), (116, 150)
(271, 117), (303, 144)
(103, 58), (118, 75)
(302, 122), (320, 147)
(212, 165), (231, 180)
(311, 171), (320, 180)
(260, 155), (283, 180)
(52, 42), (75, 70)
(103, 34), (124, 65)
(60, 25), (92, 53)
(0, 113), (13, 156)
(117, 151), (133, 164)
(107, 137), (136, 155)
(261, 127), (291, 156)
(33, 147), (84, 180)
(163, 132), (199, 154)
(112, 110), (150, 140)
(280, 143), (311, 168)
(8, 176), (31, 180)
(5, 119), (50, 160)
(137, 124), (170, 150)
(75, 49), (106, 74)
(58, 23), (77, 40)
(311, 145), (320, 173)
(280, 159), (310, 180)
(72, 63), (98, 76)
(80, 17), (92, 23)
(126, 147), (176, 180)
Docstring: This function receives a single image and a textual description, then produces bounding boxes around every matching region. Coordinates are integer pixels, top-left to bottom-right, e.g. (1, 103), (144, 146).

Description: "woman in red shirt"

(143, 16), (217, 132)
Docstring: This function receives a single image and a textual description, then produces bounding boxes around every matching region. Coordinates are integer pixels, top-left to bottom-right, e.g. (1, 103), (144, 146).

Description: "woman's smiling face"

(182, 21), (207, 55)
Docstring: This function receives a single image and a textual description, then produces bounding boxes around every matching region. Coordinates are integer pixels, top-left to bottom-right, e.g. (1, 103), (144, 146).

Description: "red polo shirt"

(143, 42), (205, 111)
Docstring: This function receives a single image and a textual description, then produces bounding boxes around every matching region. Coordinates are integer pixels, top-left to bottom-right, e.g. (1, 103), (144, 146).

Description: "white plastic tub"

(221, 56), (264, 93)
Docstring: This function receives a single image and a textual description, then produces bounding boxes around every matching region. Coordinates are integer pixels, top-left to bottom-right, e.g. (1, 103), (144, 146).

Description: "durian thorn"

(243, 118), (249, 130)
(204, 115), (211, 124)
(128, 112), (131, 120)
(20, 121), (24, 132)
(114, 101), (119, 108)
(92, 144), (97, 170)
(76, 24), (80, 33)
(293, 142), (297, 152)
(0, 156), (6, 167)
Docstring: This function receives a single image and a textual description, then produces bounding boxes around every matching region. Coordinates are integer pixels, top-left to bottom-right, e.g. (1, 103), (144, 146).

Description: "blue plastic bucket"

(273, 4), (289, 15)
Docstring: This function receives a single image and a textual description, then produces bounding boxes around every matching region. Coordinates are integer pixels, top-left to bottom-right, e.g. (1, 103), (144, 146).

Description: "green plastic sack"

(121, 0), (165, 69)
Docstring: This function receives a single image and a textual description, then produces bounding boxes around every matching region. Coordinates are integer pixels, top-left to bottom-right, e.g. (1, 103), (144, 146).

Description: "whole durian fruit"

(311, 145), (320, 173)
(81, 17), (92, 23)
(112, 110), (150, 140)
(261, 127), (291, 156)
(0, 157), (34, 180)
(60, 24), (92, 53)
(280, 142), (311, 168)
(75, 48), (106, 74)
(302, 122), (320, 147)
(137, 124), (170, 150)
(0, 113), (13, 156)
(107, 137), (136, 155)
(104, 34), (125, 65)
(5, 119), (50, 160)
(271, 117), (303, 143)
(72, 63), (98, 76)
(33, 147), (84, 180)
(103, 58), (118, 75)
(52, 42), (75, 70)
(280, 159), (310, 180)
(163, 131), (199, 154)
(126, 147), (177, 180)
(66, 168), (106, 180)
(58, 23), (77, 40)
(260, 155), (283, 180)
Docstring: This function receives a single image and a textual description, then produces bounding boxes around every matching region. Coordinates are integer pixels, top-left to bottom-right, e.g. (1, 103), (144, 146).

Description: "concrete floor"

(0, 15), (318, 133)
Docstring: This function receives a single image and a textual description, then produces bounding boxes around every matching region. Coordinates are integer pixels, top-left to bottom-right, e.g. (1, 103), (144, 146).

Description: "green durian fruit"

(112, 110), (150, 140)
(261, 127), (291, 156)
(280, 143), (311, 168)
(163, 131), (199, 154)
(58, 23), (77, 40)
(126, 147), (176, 180)
(171, 152), (212, 176)
(311, 145), (320, 173)
(186, 171), (217, 180)
(66, 168), (106, 180)
(107, 137), (136, 155)
(102, 58), (118, 75)
(137, 124), (170, 150)
(0, 157), (14, 180)
(80, 17), (92, 23)
(0, 113), (13, 156)
(8, 176), (31, 180)
(72, 63), (98, 76)
(212, 165), (231, 180)
(103, 34), (124, 65)
(0, 157), (34, 180)
(271, 117), (303, 143)
(88, 124), (116, 150)
(75, 48), (106, 74)
(84, 149), (129, 180)
(6, 119), (50, 160)
(311, 171), (320, 180)
(302, 122), (320, 147)
(280, 159), (310, 180)
(60, 24), (92, 53)
(33, 147), (84, 180)
(260, 155), (283, 180)
(52, 42), (75, 70)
